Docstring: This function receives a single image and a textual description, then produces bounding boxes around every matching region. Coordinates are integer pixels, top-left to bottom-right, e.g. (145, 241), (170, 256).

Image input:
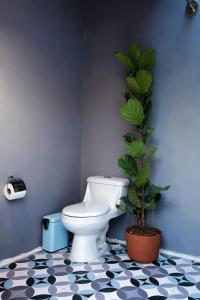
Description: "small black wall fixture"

(186, 0), (199, 14)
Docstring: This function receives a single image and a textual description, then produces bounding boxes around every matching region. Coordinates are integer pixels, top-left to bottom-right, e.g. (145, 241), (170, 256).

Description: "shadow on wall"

(0, 0), (83, 260)
(81, 0), (200, 255)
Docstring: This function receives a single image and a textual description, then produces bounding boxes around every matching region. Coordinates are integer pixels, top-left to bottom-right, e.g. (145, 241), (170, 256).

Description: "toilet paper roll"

(4, 182), (26, 200)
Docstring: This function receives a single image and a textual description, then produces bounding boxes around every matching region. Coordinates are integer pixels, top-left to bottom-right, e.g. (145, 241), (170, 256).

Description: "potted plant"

(114, 44), (169, 263)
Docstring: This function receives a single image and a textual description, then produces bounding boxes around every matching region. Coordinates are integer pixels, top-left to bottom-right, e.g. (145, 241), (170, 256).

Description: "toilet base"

(70, 234), (107, 262)
(62, 208), (124, 262)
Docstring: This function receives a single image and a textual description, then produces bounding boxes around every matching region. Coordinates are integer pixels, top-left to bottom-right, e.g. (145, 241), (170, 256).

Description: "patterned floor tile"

(0, 242), (200, 299)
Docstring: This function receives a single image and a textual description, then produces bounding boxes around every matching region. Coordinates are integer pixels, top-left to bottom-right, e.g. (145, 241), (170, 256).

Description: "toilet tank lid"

(87, 176), (129, 186)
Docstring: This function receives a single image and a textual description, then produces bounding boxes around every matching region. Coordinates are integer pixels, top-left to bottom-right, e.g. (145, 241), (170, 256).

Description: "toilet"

(61, 176), (129, 262)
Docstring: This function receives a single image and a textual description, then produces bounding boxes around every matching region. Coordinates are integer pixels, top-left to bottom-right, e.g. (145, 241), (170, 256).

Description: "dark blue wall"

(81, 0), (200, 255)
(1, 0), (199, 259)
(0, 0), (83, 259)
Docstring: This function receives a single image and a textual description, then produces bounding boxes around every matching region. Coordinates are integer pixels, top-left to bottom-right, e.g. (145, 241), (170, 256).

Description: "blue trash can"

(42, 213), (68, 252)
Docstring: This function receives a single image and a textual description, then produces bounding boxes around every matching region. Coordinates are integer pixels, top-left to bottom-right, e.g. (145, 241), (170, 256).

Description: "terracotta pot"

(125, 228), (161, 263)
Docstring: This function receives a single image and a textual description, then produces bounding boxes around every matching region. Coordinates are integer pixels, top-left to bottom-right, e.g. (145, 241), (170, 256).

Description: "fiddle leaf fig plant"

(115, 44), (169, 231)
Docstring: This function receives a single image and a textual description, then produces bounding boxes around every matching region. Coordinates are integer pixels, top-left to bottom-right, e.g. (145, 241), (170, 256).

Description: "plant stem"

(139, 126), (145, 228)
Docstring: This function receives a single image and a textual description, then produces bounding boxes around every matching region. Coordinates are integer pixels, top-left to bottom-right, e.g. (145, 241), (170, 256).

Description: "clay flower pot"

(125, 227), (161, 263)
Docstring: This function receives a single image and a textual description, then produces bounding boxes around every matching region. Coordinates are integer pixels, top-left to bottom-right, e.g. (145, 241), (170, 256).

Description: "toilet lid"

(62, 201), (110, 218)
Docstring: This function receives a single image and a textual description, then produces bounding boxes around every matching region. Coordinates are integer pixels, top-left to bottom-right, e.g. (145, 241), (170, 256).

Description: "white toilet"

(61, 176), (129, 262)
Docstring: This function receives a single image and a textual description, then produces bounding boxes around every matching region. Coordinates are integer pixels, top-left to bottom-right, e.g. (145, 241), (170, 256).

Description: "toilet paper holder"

(4, 176), (27, 200)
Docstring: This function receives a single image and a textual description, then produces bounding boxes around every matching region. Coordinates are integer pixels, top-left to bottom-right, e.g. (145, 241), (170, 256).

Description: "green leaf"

(114, 51), (135, 71)
(149, 184), (170, 199)
(128, 187), (141, 208)
(120, 195), (130, 203)
(124, 140), (145, 157)
(139, 48), (156, 71)
(145, 146), (157, 164)
(118, 155), (138, 177)
(143, 127), (154, 143)
(135, 163), (150, 187)
(117, 196), (133, 213)
(135, 70), (153, 94)
(126, 77), (141, 95)
(143, 199), (157, 210)
(116, 204), (130, 213)
(123, 132), (135, 143)
(154, 193), (161, 201)
(144, 184), (169, 211)
(146, 127), (154, 137)
(128, 43), (140, 68)
(120, 98), (144, 125)
(142, 100), (152, 126)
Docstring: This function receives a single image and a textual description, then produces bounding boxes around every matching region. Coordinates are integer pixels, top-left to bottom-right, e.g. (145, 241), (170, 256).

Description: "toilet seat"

(62, 201), (110, 218)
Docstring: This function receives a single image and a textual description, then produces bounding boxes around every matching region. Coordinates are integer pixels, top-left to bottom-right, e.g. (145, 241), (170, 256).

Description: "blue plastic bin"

(42, 213), (68, 252)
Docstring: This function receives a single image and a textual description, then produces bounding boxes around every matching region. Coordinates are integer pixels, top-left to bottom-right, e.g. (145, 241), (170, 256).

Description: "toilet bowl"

(62, 176), (129, 262)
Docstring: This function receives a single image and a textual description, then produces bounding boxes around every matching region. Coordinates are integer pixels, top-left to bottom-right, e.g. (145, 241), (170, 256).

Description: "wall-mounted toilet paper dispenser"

(4, 176), (26, 200)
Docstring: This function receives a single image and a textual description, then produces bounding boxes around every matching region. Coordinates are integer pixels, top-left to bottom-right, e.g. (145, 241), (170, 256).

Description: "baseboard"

(1, 239), (200, 267)
(107, 237), (200, 263)
(107, 237), (126, 245)
(159, 248), (200, 262)
(0, 246), (42, 268)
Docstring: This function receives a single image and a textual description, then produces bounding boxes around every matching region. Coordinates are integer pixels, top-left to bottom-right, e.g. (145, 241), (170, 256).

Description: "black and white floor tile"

(0, 242), (200, 299)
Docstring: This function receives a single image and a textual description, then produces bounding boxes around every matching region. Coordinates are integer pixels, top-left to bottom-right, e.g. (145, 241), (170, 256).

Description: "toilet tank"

(83, 176), (129, 209)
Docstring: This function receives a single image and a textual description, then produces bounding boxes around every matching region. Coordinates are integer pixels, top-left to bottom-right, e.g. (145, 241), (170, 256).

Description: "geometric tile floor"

(0, 242), (200, 299)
